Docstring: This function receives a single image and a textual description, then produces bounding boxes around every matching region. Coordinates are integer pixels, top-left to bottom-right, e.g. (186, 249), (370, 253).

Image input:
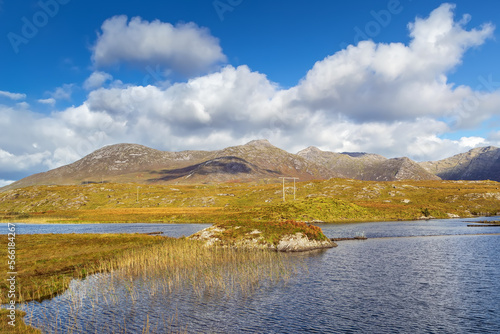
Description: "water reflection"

(12, 219), (500, 333)
(318, 216), (500, 239)
(0, 223), (211, 238)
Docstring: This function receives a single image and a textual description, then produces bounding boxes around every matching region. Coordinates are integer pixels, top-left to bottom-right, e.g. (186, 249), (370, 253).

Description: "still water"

(0, 222), (211, 238)
(14, 218), (500, 333)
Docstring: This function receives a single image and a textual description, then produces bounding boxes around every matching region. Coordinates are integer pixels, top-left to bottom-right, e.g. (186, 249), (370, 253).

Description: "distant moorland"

(1, 178), (499, 224)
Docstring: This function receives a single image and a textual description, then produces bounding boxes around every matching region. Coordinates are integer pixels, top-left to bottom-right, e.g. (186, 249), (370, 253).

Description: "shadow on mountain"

(148, 156), (280, 182)
(341, 152), (369, 158)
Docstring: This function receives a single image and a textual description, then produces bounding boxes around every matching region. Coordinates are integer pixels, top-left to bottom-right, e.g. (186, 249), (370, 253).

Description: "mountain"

(1, 140), (341, 191)
(297, 147), (440, 181)
(5, 141), (500, 192)
(1, 143), (211, 191)
(419, 146), (500, 181)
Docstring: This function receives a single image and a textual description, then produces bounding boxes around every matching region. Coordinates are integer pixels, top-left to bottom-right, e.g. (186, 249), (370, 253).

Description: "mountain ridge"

(419, 146), (500, 181)
(2, 141), (499, 192)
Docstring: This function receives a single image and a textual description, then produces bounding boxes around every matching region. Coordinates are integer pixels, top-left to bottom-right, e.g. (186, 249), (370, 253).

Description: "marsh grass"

(0, 309), (41, 334)
(0, 233), (168, 304)
(2, 233), (297, 333)
(2, 179), (500, 224)
(101, 237), (295, 299)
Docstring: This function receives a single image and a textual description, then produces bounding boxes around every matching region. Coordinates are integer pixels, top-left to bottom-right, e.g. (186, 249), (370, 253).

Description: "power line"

(278, 177), (299, 202)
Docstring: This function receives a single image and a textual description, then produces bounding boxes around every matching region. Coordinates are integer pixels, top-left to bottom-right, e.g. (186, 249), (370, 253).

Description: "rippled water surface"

(15, 218), (500, 333)
(0, 222), (210, 238)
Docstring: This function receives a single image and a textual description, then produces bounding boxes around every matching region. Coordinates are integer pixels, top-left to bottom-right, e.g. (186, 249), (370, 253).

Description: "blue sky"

(1, 0), (500, 185)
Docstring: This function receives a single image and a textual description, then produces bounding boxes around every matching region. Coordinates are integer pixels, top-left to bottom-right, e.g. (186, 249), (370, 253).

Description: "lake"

(9, 218), (500, 333)
(0, 222), (211, 238)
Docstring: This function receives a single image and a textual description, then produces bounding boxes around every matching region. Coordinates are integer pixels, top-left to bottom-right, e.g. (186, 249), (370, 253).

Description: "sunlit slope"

(1, 179), (499, 223)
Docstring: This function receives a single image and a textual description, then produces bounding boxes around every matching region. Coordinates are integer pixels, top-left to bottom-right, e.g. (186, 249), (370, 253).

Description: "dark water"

(0, 222), (210, 238)
(318, 216), (500, 239)
(13, 218), (500, 333)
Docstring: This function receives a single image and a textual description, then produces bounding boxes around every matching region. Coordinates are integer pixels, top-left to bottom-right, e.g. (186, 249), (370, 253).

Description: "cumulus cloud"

(0, 147), (51, 171)
(92, 16), (227, 76)
(83, 71), (113, 90)
(0, 180), (14, 187)
(0, 90), (26, 100)
(38, 98), (56, 106)
(288, 4), (494, 125)
(85, 4), (497, 159)
(0, 103), (121, 175)
(48, 84), (74, 101)
(2, 4), (500, 183)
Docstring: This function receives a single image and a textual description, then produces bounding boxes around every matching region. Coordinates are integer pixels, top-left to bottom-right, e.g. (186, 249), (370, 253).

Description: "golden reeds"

(12, 236), (297, 333)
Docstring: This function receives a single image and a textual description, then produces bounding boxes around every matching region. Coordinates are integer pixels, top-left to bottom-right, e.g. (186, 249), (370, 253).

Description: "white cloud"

(92, 16), (227, 76)
(0, 180), (14, 187)
(288, 4), (494, 124)
(0, 90), (26, 100)
(85, 4), (499, 160)
(2, 4), (500, 183)
(0, 103), (121, 174)
(0, 147), (52, 171)
(83, 71), (113, 90)
(38, 98), (56, 106)
(86, 65), (278, 138)
(48, 84), (74, 101)
(16, 102), (30, 109)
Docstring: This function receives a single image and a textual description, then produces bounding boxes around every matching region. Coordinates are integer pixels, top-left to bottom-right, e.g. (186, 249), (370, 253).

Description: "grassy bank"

(1, 179), (499, 223)
(0, 233), (168, 304)
(0, 310), (41, 334)
(0, 232), (296, 332)
(210, 219), (330, 246)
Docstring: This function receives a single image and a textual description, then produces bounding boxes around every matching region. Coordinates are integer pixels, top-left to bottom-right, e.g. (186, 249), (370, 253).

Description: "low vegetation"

(0, 232), (295, 332)
(208, 219), (329, 246)
(0, 233), (168, 304)
(0, 309), (41, 334)
(1, 178), (498, 331)
(104, 237), (294, 299)
(1, 179), (499, 223)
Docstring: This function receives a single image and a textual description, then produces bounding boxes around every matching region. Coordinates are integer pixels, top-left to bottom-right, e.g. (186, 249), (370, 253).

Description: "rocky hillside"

(5, 141), (500, 192)
(297, 147), (439, 181)
(2, 144), (212, 191)
(419, 146), (500, 181)
(1, 140), (341, 191)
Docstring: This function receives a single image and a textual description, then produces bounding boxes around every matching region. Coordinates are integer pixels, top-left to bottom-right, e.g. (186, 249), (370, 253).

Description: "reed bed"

(16, 238), (298, 333)
(95, 238), (296, 298)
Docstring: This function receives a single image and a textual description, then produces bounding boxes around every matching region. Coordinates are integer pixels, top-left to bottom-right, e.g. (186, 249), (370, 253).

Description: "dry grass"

(0, 233), (295, 333)
(1, 179), (499, 223)
(213, 219), (329, 246)
(0, 310), (41, 334)
(101, 238), (294, 299)
(0, 233), (167, 303)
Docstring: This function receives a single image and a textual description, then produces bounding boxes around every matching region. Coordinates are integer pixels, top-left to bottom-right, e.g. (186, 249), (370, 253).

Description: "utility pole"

(136, 186), (140, 203)
(279, 177), (285, 202)
(278, 177), (299, 202)
(293, 177), (298, 200)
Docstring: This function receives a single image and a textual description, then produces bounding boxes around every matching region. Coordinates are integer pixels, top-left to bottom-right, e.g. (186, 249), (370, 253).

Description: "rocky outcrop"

(419, 146), (500, 181)
(275, 232), (337, 252)
(297, 147), (439, 181)
(189, 225), (337, 252)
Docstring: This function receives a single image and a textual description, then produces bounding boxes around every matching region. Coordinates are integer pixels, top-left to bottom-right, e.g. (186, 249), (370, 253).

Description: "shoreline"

(1, 214), (498, 225)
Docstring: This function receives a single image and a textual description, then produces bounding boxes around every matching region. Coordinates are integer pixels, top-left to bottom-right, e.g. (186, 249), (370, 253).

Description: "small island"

(190, 219), (337, 252)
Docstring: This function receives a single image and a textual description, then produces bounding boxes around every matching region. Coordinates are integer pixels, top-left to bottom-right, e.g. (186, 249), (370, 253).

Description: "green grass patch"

(251, 197), (372, 222)
(213, 219), (329, 246)
(0, 233), (167, 303)
(0, 309), (41, 334)
(1, 179), (500, 223)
